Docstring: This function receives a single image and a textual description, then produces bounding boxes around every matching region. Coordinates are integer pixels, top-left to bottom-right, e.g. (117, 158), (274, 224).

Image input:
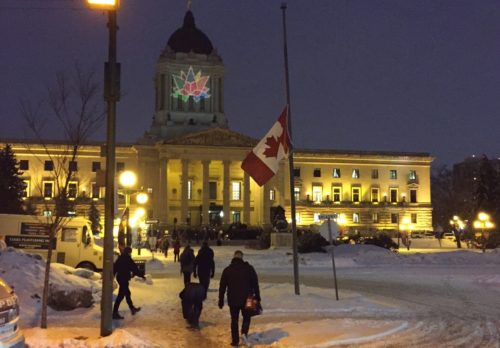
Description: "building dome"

(166, 11), (213, 55)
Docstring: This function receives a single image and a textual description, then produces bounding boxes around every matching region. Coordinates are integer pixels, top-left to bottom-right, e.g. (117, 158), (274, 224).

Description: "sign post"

(319, 214), (340, 300)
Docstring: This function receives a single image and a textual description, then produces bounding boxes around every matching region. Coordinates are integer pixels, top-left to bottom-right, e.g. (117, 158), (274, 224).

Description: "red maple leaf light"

(263, 136), (281, 158)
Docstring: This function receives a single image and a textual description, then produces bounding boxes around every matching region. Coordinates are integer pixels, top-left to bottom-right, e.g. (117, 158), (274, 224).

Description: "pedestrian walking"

(193, 241), (215, 295)
(173, 239), (181, 262)
(179, 282), (206, 330)
(218, 250), (261, 347)
(113, 246), (144, 319)
(163, 237), (170, 258)
(180, 245), (195, 286)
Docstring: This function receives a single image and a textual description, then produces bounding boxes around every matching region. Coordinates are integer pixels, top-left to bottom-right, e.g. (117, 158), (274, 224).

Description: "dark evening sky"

(2, 0), (500, 166)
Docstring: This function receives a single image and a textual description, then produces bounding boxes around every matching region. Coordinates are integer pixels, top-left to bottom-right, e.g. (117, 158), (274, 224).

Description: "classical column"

(180, 159), (189, 225)
(223, 160), (230, 224)
(243, 171), (250, 224)
(158, 159), (168, 223)
(263, 182), (271, 225)
(202, 160), (210, 225)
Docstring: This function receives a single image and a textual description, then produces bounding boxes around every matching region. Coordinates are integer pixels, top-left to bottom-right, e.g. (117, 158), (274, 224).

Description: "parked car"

(442, 232), (455, 240)
(0, 278), (25, 348)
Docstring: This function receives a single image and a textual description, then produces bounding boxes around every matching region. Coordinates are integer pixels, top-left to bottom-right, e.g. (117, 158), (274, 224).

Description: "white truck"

(0, 214), (104, 272)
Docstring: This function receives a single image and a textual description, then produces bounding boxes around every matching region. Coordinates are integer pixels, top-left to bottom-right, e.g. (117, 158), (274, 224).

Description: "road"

(260, 265), (500, 347)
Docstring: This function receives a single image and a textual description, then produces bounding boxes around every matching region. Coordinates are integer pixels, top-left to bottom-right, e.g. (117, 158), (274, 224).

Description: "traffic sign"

(318, 214), (337, 220)
(319, 220), (339, 241)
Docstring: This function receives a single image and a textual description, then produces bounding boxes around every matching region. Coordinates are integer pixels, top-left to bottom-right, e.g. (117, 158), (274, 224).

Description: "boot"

(112, 312), (124, 320)
(131, 306), (141, 315)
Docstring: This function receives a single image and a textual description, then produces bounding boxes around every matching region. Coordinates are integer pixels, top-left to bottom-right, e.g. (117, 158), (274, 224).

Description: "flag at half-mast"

(241, 106), (290, 186)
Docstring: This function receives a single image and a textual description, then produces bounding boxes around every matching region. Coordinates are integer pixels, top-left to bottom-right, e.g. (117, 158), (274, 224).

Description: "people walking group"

(113, 236), (262, 346)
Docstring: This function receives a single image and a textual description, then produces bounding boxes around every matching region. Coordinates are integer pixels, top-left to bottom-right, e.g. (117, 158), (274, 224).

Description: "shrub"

(298, 231), (328, 253)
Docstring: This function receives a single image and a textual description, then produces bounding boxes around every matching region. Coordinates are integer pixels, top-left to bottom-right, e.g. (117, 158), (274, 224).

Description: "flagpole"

(281, 2), (300, 296)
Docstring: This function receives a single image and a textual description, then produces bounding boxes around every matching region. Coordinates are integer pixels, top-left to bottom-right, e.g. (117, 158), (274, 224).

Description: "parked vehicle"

(442, 232), (455, 240)
(0, 278), (24, 348)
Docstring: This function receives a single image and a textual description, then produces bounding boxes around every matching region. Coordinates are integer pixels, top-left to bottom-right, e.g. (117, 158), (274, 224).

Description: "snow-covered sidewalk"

(2, 244), (500, 347)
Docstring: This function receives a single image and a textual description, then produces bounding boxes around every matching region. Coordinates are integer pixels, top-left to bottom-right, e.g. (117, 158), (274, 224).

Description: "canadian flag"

(241, 106), (291, 186)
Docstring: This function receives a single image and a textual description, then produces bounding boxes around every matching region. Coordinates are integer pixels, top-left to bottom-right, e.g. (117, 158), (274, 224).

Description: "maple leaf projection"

(263, 136), (281, 158)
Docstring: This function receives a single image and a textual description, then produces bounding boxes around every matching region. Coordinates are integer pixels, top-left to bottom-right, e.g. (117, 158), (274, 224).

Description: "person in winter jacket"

(113, 246), (144, 319)
(179, 282), (206, 329)
(180, 245), (195, 286)
(193, 241), (215, 296)
(218, 250), (260, 347)
(173, 239), (181, 262)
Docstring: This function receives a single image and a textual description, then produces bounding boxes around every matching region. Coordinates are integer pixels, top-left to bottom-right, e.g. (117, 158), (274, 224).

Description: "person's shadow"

(247, 328), (289, 345)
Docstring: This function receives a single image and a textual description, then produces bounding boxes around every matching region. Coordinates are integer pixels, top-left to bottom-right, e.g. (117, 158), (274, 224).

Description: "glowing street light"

(136, 192), (149, 205)
(473, 212), (495, 253)
(86, 0), (119, 10)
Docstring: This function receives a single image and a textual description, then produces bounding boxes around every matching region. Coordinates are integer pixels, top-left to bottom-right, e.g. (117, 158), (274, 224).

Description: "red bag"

(244, 294), (263, 316)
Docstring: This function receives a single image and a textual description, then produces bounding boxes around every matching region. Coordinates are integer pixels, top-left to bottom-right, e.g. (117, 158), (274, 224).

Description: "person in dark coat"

(193, 241), (215, 296)
(218, 250), (260, 347)
(113, 246), (144, 319)
(179, 282), (206, 329)
(180, 245), (195, 286)
(173, 239), (181, 262)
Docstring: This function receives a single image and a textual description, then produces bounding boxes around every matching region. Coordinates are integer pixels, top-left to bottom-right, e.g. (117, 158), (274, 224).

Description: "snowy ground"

(1, 239), (499, 348)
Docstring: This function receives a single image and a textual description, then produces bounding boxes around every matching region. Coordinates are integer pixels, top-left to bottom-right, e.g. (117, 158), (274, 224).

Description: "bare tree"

(20, 65), (104, 329)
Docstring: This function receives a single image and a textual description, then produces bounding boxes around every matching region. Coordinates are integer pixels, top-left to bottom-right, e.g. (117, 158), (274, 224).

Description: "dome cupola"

(166, 11), (213, 55)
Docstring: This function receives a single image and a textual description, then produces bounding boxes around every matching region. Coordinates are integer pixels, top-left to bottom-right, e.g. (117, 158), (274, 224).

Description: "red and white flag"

(241, 106), (291, 186)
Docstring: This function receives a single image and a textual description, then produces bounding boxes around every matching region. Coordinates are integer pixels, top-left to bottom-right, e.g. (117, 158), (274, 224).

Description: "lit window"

(372, 213), (379, 223)
(232, 211), (241, 223)
(43, 181), (54, 199)
(312, 184), (323, 203)
(332, 168), (341, 178)
(409, 170), (417, 180)
(390, 170), (397, 180)
(352, 169), (360, 179)
(19, 160), (29, 171)
(411, 213), (417, 224)
(313, 213), (320, 223)
(390, 188), (398, 203)
(313, 169), (321, 177)
(353, 213), (360, 223)
(187, 180), (193, 200)
(68, 181), (78, 200)
(371, 187), (379, 203)
(269, 189), (276, 201)
(294, 187), (300, 201)
(232, 182), (241, 200)
(22, 179), (30, 198)
(371, 169), (378, 179)
(332, 186), (342, 203)
(410, 189), (417, 203)
(352, 187), (361, 203)
(91, 182), (100, 199)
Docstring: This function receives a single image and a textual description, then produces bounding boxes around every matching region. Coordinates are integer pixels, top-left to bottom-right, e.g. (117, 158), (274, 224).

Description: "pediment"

(164, 128), (258, 147)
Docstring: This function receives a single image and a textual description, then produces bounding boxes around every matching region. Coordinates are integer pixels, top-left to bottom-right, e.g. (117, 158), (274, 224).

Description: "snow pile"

(0, 247), (101, 325)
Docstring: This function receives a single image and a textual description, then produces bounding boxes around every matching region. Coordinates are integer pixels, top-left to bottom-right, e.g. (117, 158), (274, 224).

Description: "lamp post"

(85, 0), (120, 337)
(119, 170), (137, 248)
(449, 215), (464, 249)
(473, 212), (495, 253)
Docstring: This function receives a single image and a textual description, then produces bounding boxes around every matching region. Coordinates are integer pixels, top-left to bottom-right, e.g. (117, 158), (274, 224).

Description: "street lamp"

(473, 212), (495, 253)
(449, 215), (464, 248)
(85, 0), (120, 337)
